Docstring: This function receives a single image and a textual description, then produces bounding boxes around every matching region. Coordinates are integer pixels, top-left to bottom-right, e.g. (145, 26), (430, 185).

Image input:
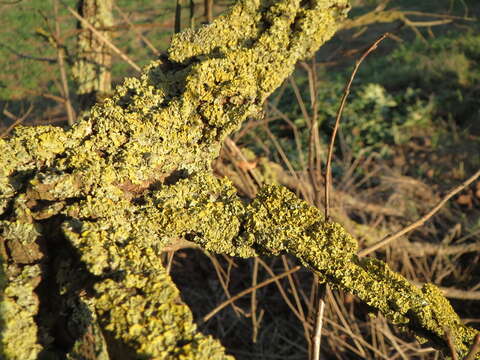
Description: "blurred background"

(1, 0), (479, 358)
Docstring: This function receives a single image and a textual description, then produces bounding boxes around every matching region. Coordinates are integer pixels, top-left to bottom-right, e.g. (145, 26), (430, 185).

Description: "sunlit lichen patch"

(2, 0), (478, 358)
(240, 185), (479, 357)
(0, 264), (42, 360)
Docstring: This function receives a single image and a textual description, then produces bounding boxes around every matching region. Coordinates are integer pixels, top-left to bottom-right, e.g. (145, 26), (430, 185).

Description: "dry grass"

(170, 55), (480, 359)
(2, 0), (479, 358)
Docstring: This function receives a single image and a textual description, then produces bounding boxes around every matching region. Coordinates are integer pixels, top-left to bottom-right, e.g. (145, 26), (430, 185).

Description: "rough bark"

(73, 0), (113, 115)
(0, 0), (478, 359)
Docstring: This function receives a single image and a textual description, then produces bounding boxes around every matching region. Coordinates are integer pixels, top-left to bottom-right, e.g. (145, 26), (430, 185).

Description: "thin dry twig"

(251, 257), (260, 343)
(1, 104), (34, 138)
(112, 3), (160, 56)
(465, 334), (480, 360)
(63, 3), (141, 72)
(302, 59), (323, 209)
(256, 258), (307, 324)
(401, 240), (480, 257)
(324, 33), (390, 220)
(224, 137), (263, 189)
(202, 266), (301, 323)
(359, 168), (480, 257)
(339, 9), (474, 31)
(207, 254), (243, 318)
(281, 255), (311, 350)
(326, 287), (367, 357)
(444, 327), (459, 360)
(0, 42), (57, 63)
(307, 53), (325, 351)
(312, 298), (325, 360)
(324, 317), (396, 359)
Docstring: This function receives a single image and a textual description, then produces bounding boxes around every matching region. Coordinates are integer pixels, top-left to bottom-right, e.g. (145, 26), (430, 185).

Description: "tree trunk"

(73, 0), (113, 116)
(0, 0), (478, 359)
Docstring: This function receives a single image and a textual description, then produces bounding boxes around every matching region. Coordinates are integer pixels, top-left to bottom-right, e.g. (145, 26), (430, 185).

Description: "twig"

(63, 3), (141, 72)
(312, 298), (325, 360)
(224, 137), (262, 189)
(206, 254), (244, 318)
(444, 327), (459, 360)
(402, 10), (475, 20)
(281, 255), (311, 349)
(465, 334), (480, 360)
(300, 59), (322, 209)
(400, 240), (480, 257)
(1, 104), (34, 138)
(340, 9), (474, 31)
(202, 266), (301, 322)
(359, 168), (480, 257)
(0, 42), (57, 63)
(112, 3), (160, 56)
(326, 286), (367, 356)
(165, 250), (175, 274)
(325, 33), (390, 220)
(256, 258), (306, 324)
(307, 56), (326, 352)
(289, 77), (311, 129)
(251, 257), (259, 343)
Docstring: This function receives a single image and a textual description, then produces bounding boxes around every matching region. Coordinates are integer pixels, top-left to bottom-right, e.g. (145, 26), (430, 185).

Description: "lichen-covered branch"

(0, 0), (478, 359)
(243, 185), (479, 358)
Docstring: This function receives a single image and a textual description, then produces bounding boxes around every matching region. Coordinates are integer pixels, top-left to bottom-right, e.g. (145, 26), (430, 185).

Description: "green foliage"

(332, 83), (436, 156)
(254, 29), (480, 167)
(361, 32), (480, 127)
(0, 1), (75, 100)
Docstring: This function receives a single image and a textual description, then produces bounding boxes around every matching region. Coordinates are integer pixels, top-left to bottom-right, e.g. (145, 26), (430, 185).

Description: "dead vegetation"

(1, 0), (479, 359)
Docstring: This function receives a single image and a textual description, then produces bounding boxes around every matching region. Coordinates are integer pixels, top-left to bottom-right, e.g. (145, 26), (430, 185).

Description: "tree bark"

(73, 0), (113, 116)
(0, 0), (478, 359)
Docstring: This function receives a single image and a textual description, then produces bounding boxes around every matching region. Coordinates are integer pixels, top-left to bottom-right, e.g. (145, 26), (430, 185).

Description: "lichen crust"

(4, 0), (477, 359)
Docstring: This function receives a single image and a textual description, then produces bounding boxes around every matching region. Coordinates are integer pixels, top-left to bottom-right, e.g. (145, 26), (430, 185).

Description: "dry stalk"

(256, 258), (307, 324)
(312, 298), (325, 360)
(401, 240), (480, 257)
(444, 327), (459, 360)
(202, 266), (301, 323)
(339, 9), (474, 32)
(359, 168), (480, 257)
(465, 334), (480, 360)
(281, 255), (312, 350)
(325, 33), (390, 220)
(1, 104), (33, 138)
(307, 52), (325, 353)
(206, 254), (244, 318)
(251, 257), (260, 343)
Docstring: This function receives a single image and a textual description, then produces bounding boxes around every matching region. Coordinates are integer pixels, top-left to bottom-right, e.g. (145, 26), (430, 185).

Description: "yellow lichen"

(0, 264), (42, 360)
(2, 0), (478, 358)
